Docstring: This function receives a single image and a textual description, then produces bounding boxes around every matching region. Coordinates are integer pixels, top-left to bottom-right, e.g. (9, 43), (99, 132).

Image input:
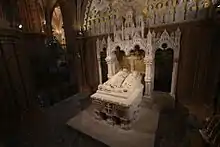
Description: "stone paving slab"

(67, 105), (159, 147)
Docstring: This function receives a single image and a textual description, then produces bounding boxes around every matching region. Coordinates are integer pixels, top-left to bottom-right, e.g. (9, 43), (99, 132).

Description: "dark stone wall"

(83, 36), (99, 92)
(0, 28), (36, 141)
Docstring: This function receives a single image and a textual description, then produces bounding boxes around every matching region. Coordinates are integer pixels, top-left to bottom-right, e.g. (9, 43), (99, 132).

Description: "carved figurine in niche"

(197, 0), (209, 20)
(136, 14), (143, 28)
(123, 10), (134, 40)
(185, 0), (197, 21)
(155, 3), (164, 25)
(164, 0), (175, 24)
(105, 17), (110, 34)
(135, 14), (144, 37)
(115, 16), (123, 31)
(114, 31), (122, 42)
(147, 5), (155, 27)
(124, 30), (130, 40)
(124, 9), (135, 28)
(100, 17), (105, 34)
(175, 0), (185, 22)
(110, 15), (115, 33)
(124, 26), (134, 40)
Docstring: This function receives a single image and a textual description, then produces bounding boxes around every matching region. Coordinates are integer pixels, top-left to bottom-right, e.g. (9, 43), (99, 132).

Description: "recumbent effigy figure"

(91, 68), (144, 130)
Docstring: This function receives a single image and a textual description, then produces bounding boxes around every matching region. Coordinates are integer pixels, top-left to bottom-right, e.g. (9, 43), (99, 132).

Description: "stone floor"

(12, 93), (107, 147)
(67, 104), (159, 147)
(154, 103), (207, 147)
(5, 93), (207, 147)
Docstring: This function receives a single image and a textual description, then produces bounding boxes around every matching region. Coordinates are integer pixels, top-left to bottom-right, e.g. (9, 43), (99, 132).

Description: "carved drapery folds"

(84, 0), (213, 36)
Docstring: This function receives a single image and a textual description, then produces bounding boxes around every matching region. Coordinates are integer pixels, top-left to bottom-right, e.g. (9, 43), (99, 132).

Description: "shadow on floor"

(10, 93), (107, 147)
(154, 103), (206, 147)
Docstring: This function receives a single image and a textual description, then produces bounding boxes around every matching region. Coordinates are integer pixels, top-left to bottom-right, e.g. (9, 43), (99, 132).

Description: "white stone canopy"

(96, 25), (181, 98)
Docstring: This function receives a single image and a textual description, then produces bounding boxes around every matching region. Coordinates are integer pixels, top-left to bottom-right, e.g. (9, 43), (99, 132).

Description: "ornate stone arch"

(132, 37), (148, 52)
(109, 39), (147, 56)
(153, 30), (175, 53)
(151, 28), (181, 98)
(100, 37), (107, 52)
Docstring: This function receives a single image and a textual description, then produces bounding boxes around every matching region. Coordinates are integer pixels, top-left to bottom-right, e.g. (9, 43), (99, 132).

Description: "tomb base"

(67, 104), (159, 147)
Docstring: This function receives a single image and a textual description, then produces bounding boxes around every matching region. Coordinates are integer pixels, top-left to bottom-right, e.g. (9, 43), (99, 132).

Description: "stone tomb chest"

(91, 69), (144, 130)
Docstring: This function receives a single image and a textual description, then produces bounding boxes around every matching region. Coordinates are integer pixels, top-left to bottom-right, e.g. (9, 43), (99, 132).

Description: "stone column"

(170, 58), (179, 98)
(144, 56), (153, 98)
(106, 56), (113, 79)
(97, 55), (102, 84)
(151, 58), (155, 91)
(112, 54), (117, 75)
(96, 39), (102, 84)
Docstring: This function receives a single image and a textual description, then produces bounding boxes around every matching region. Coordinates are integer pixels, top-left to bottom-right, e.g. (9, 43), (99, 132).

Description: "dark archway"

(154, 48), (173, 92)
(100, 48), (108, 83)
(134, 44), (145, 59)
(114, 46), (126, 69)
(115, 46), (125, 63)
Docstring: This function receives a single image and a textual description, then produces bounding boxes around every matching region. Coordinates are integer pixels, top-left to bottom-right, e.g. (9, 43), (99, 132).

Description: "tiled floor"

(6, 93), (206, 147)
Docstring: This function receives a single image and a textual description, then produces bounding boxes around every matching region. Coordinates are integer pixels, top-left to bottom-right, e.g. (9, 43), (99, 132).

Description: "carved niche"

(175, 1), (186, 22)
(153, 29), (181, 59)
(197, 0), (210, 20)
(185, 0), (197, 21)
(164, 0), (175, 24)
(147, 5), (155, 27)
(84, 0), (213, 36)
(155, 2), (165, 25)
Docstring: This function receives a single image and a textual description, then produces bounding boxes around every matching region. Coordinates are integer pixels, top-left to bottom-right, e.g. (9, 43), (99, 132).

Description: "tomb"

(68, 2), (184, 147)
(90, 8), (182, 131)
(91, 69), (144, 129)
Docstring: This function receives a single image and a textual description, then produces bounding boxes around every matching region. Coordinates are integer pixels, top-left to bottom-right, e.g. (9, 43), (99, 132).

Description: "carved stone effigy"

(91, 69), (144, 130)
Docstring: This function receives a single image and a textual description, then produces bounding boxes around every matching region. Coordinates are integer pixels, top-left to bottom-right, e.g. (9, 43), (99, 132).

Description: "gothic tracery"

(83, 0), (213, 35)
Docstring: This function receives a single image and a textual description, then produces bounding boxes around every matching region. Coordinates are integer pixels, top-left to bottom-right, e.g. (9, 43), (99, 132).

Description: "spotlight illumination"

(218, 4), (220, 7)
(18, 24), (23, 29)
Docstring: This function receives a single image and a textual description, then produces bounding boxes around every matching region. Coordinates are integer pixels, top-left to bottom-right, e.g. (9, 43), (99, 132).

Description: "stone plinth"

(67, 105), (159, 147)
